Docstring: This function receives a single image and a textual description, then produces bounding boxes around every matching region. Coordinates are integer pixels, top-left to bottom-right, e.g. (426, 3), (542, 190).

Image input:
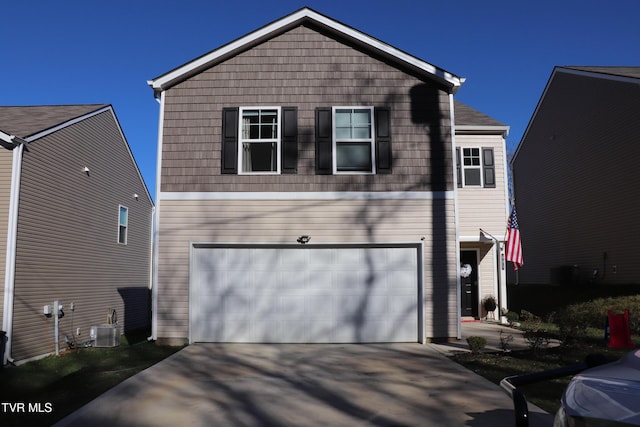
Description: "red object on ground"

(607, 310), (635, 349)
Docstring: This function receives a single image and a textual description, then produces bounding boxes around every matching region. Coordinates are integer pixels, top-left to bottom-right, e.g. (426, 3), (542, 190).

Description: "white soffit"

(148, 7), (463, 93)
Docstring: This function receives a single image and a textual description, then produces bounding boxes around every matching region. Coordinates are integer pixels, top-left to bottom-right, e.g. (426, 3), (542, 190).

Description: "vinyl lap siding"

(11, 111), (152, 361)
(513, 72), (640, 284)
(0, 150), (12, 324)
(156, 24), (458, 341)
(456, 134), (508, 239)
(156, 198), (458, 340)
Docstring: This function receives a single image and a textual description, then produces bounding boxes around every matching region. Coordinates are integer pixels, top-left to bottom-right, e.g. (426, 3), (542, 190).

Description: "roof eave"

(148, 7), (463, 93)
(456, 125), (510, 137)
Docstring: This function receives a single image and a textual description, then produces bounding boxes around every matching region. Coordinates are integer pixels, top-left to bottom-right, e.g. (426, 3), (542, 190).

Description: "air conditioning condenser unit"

(90, 324), (120, 348)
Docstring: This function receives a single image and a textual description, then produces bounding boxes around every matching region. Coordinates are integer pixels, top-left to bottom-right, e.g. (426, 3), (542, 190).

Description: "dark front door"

(460, 250), (479, 318)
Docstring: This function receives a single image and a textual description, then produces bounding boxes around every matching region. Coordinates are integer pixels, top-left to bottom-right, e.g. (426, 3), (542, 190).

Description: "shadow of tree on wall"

(117, 287), (151, 339)
(410, 83), (454, 339)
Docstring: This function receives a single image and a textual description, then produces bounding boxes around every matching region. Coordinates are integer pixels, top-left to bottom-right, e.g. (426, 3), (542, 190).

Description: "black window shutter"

(482, 148), (495, 188)
(374, 107), (392, 174)
(281, 107), (298, 174)
(221, 107), (238, 174)
(315, 107), (332, 174)
(456, 147), (462, 188)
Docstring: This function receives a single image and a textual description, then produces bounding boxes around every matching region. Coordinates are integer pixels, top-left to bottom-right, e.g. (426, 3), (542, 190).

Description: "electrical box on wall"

(43, 305), (51, 315)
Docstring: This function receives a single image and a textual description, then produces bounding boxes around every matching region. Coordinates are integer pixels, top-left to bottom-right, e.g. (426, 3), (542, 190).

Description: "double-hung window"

(118, 205), (128, 245)
(333, 107), (375, 173)
(456, 147), (495, 188)
(239, 107), (280, 174)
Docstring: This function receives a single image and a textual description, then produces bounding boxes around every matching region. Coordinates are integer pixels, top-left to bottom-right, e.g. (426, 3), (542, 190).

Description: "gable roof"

(562, 66), (640, 80)
(0, 104), (153, 204)
(148, 7), (464, 94)
(0, 104), (108, 141)
(512, 65), (640, 163)
(454, 100), (509, 136)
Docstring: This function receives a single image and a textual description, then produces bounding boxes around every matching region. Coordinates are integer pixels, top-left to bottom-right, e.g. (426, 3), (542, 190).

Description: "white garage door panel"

(191, 245), (419, 343)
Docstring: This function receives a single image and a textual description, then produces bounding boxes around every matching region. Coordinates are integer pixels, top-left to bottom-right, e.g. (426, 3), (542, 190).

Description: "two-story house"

(148, 8), (509, 345)
(512, 66), (640, 285)
(0, 104), (153, 364)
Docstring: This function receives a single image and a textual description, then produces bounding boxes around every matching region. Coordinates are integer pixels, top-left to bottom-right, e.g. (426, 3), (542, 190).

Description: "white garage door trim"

(189, 242), (424, 344)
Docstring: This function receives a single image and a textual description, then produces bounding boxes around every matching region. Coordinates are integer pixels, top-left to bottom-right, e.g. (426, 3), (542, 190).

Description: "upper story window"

(456, 147), (495, 188)
(315, 106), (391, 175)
(221, 106), (297, 175)
(239, 107), (280, 174)
(118, 205), (128, 245)
(333, 107), (375, 173)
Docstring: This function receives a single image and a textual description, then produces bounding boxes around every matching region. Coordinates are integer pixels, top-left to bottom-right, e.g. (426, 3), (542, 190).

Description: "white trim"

(332, 106), (376, 174)
(148, 8), (462, 93)
(460, 146), (483, 187)
(449, 92), (462, 339)
(189, 241), (424, 344)
(151, 92), (166, 341)
(455, 125), (510, 137)
(2, 144), (25, 364)
(238, 106), (281, 175)
(460, 234), (506, 242)
(118, 205), (129, 245)
(159, 191), (454, 201)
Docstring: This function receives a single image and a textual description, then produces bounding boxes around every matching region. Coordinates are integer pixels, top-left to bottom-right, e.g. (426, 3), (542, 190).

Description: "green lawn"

(0, 331), (183, 426)
(452, 325), (637, 415)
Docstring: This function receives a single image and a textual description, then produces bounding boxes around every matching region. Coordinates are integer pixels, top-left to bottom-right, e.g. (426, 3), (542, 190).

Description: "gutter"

(2, 142), (26, 365)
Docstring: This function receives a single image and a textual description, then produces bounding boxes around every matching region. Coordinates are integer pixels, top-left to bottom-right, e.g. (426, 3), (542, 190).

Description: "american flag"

(505, 207), (523, 270)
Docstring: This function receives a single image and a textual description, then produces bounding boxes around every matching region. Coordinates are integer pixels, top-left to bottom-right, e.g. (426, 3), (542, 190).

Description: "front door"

(460, 250), (479, 318)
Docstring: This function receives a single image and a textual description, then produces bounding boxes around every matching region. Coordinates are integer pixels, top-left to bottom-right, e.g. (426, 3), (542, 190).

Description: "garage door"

(190, 244), (421, 343)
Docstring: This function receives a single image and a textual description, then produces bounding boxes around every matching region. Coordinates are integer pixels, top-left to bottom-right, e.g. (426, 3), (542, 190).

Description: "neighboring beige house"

(148, 7), (510, 345)
(511, 66), (640, 285)
(0, 104), (153, 364)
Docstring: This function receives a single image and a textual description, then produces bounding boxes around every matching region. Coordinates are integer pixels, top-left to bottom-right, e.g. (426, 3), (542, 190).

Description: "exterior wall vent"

(89, 324), (120, 348)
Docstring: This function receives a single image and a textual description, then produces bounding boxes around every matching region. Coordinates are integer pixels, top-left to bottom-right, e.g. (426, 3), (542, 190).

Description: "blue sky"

(2, 0), (638, 198)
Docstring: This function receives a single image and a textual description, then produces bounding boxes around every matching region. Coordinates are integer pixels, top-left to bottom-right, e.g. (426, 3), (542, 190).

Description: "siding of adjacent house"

(157, 197), (458, 340)
(0, 150), (12, 324)
(157, 24), (459, 341)
(11, 110), (153, 361)
(512, 69), (640, 284)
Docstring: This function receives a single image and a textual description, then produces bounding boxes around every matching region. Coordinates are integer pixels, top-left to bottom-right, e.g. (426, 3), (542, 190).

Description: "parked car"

(554, 350), (640, 427)
(501, 351), (640, 427)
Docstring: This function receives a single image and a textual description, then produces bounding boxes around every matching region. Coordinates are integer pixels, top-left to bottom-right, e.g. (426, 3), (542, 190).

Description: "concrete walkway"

(55, 323), (554, 427)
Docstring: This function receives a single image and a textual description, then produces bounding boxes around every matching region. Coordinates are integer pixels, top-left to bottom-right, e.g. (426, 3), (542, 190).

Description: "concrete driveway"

(55, 340), (552, 427)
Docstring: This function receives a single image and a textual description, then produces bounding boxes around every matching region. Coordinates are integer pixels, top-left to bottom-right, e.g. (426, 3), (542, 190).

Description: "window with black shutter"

(315, 106), (391, 175)
(457, 146), (495, 188)
(221, 106), (297, 174)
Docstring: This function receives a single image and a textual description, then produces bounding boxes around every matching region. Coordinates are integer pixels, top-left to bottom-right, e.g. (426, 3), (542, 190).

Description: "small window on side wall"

(118, 206), (128, 245)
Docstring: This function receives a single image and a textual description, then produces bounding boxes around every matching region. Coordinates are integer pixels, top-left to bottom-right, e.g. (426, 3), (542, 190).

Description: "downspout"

(2, 143), (25, 364)
(449, 92), (462, 339)
(149, 90), (165, 341)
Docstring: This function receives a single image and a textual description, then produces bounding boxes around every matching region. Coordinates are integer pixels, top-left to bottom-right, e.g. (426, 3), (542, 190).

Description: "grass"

(0, 329), (183, 426)
(451, 323), (638, 415)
